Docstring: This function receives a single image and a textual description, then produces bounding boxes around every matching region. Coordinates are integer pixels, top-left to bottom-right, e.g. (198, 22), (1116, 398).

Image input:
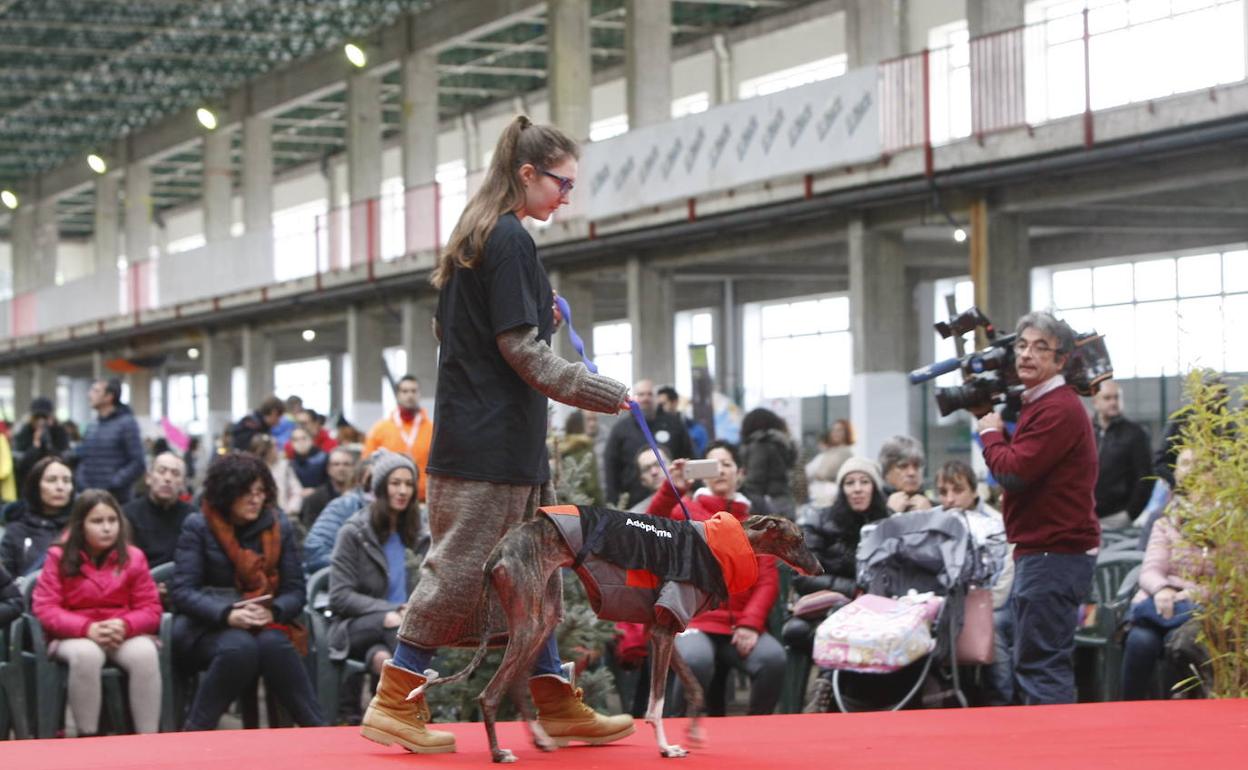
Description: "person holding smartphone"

(172, 452), (325, 730)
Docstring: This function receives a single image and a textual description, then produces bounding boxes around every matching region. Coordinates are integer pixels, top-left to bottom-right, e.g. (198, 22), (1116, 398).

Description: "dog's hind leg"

(477, 559), (556, 763)
(645, 626), (688, 758)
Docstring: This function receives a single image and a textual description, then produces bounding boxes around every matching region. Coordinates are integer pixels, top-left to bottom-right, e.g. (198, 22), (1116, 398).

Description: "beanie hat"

(30, 396), (54, 417)
(371, 450), (418, 497)
(836, 456), (885, 493)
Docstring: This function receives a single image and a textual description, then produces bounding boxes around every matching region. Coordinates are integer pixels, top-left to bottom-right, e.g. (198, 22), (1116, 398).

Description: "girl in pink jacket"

(33, 489), (162, 735)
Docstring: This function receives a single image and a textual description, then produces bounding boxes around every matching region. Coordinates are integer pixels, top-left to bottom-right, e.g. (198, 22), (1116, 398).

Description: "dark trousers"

(668, 629), (785, 717)
(1121, 624), (1168, 700)
(1011, 552), (1096, 705)
(184, 627), (326, 730)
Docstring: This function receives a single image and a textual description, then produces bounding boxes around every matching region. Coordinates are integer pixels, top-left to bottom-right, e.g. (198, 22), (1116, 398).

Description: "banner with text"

(581, 66), (880, 220)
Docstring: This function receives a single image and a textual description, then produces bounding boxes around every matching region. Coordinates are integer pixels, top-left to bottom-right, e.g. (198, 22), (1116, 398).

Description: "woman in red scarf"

(171, 452), (325, 730)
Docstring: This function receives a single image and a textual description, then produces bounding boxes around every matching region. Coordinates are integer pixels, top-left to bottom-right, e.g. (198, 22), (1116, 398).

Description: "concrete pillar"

(242, 117), (273, 235)
(241, 325), (274, 412)
(11, 202), (36, 293)
(401, 48), (439, 188)
(158, 366), (170, 420)
(970, 201), (1031, 328)
(328, 353), (344, 419)
(203, 128), (233, 243)
(94, 173), (120, 276)
(12, 368), (33, 417)
(719, 279), (738, 401)
(627, 257), (674, 387)
(400, 298), (439, 398)
(203, 332), (236, 451)
(347, 304), (385, 429)
(845, 0), (906, 69)
(461, 113), (483, 173)
(549, 269), (595, 364)
(30, 364), (52, 404)
(548, 0), (592, 141)
(125, 162), (153, 264)
(348, 72), (383, 267)
(848, 218), (911, 460)
(92, 351), (105, 380)
(626, 0), (673, 129)
(966, 0), (1024, 37)
(35, 198), (59, 287)
(711, 34), (734, 107)
(129, 369), (153, 432)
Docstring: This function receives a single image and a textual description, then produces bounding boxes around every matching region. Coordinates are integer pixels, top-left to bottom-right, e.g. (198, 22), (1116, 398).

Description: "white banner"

(581, 66), (880, 220)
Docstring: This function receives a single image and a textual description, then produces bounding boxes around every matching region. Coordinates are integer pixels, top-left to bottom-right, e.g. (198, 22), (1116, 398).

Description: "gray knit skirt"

(397, 474), (561, 649)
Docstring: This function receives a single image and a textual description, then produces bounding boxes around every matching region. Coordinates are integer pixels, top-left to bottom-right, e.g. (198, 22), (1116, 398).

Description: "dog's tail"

(405, 562), (497, 702)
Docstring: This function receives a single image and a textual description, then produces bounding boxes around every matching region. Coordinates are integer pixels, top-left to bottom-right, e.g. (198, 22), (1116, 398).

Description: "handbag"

(791, 590), (850, 619)
(955, 587), (995, 665)
(1130, 595), (1195, 631)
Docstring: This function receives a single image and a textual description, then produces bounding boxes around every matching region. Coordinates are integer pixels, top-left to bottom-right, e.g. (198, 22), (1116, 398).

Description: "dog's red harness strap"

(539, 504), (581, 516)
(625, 569), (662, 589)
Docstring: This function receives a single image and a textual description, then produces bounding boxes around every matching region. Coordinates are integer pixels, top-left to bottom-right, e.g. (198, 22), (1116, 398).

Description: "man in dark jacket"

(603, 379), (693, 508)
(1091, 381), (1152, 529)
(299, 446), (358, 529)
(122, 452), (194, 566)
(12, 396), (70, 487)
(231, 395), (285, 452)
(76, 379), (145, 503)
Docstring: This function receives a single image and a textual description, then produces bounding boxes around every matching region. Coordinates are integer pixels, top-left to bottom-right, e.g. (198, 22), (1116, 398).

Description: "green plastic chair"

(14, 567), (176, 737)
(1075, 550), (1144, 702)
(306, 567), (368, 722)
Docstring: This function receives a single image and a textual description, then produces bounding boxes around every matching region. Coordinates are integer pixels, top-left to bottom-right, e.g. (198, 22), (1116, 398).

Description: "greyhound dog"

(412, 510), (823, 763)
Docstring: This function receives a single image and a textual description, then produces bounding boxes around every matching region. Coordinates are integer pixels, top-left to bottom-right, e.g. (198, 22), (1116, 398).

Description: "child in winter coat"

(32, 489), (162, 735)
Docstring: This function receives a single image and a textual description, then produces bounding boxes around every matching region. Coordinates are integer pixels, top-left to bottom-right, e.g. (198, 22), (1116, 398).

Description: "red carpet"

(3, 700), (1246, 769)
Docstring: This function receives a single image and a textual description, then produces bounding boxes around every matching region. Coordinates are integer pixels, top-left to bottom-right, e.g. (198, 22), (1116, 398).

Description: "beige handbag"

(955, 587), (996, 665)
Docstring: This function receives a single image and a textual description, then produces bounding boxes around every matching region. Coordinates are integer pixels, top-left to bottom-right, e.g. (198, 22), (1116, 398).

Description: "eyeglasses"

(1013, 339), (1056, 356)
(539, 168), (574, 195)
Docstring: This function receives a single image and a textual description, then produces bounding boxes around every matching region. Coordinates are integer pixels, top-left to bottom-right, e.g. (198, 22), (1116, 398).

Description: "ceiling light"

(344, 43), (367, 68)
(196, 107), (218, 130)
(0, 190), (16, 209)
(953, 227), (967, 243)
(87, 154), (108, 174)
(187, 347), (200, 360)
(301, 329), (317, 342)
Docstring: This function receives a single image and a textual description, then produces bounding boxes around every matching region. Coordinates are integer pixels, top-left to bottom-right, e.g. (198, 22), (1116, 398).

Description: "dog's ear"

(744, 515), (776, 531)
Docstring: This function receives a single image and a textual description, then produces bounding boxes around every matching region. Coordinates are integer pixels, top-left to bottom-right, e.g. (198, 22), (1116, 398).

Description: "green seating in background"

(1075, 551), (1144, 702)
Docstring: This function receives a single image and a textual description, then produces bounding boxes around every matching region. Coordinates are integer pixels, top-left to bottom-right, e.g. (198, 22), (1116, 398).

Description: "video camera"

(909, 306), (1114, 418)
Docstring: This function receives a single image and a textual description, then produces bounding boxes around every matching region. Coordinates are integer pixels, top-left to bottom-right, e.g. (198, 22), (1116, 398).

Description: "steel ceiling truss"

(0, 0), (804, 238)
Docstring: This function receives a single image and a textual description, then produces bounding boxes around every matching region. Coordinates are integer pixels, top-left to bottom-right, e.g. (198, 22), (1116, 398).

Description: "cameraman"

(975, 311), (1099, 705)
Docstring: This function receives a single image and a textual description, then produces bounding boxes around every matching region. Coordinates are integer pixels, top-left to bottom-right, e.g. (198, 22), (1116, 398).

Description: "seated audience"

(878, 435), (933, 513)
(739, 408), (798, 518)
(933, 460), (1014, 705)
(648, 440), (784, 716)
(122, 452), (195, 567)
(1122, 448), (1213, 700)
(32, 490), (162, 735)
(1, 455), (76, 577)
(248, 434), (304, 520)
(289, 426), (329, 492)
(804, 419), (855, 507)
(329, 452), (428, 682)
(172, 452), (325, 730)
(782, 457), (890, 657)
(300, 447), (358, 529)
(12, 397), (71, 493)
(303, 455), (375, 575)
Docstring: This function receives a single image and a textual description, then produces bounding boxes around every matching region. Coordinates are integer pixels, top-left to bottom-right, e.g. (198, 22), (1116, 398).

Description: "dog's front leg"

(646, 626), (688, 758)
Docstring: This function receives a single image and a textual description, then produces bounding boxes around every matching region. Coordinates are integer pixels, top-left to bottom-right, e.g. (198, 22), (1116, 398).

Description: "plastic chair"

(305, 567), (368, 722)
(1074, 551), (1144, 702)
(13, 568), (176, 737)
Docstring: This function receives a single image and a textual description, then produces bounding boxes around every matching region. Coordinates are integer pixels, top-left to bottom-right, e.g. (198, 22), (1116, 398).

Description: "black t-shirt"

(427, 213), (555, 485)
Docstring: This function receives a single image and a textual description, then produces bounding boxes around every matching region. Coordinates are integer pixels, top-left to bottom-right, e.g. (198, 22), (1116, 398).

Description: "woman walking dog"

(360, 115), (633, 754)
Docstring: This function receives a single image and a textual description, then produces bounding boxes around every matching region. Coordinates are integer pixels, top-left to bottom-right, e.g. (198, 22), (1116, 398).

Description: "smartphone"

(232, 594), (273, 608)
(684, 458), (720, 480)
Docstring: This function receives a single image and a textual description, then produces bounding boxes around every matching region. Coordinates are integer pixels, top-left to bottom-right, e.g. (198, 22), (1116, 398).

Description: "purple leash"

(557, 293), (690, 520)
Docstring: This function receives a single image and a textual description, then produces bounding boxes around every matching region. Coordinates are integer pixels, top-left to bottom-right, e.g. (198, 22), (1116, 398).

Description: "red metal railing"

(970, 25), (1026, 139)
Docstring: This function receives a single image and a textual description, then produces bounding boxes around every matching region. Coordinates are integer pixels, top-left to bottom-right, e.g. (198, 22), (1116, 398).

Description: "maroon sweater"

(981, 384), (1101, 556)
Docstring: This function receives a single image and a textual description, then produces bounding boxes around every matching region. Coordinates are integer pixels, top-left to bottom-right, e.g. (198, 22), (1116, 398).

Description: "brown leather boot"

(360, 662), (456, 754)
(529, 674), (635, 746)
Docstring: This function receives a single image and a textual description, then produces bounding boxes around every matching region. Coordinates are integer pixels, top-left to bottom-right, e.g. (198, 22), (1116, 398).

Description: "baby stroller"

(817, 509), (980, 712)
